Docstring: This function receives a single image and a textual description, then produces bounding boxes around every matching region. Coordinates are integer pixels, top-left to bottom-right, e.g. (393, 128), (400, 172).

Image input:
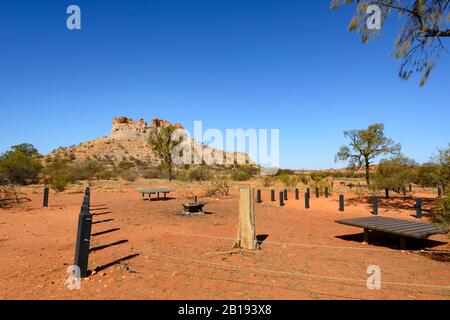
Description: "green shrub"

(49, 175), (69, 192)
(70, 160), (105, 181)
(186, 166), (211, 181)
(261, 176), (275, 187)
(120, 170), (138, 182)
(278, 174), (300, 187)
(231, 170), (252, 181)
(0, 144), (42, 185)
(431, 191), (450, 231)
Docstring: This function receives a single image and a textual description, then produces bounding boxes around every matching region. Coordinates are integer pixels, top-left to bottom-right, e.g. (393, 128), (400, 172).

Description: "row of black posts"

(371, 195), (423, 218)
(256, 189), (425, 218)
(74, 187), (93, 278)
(256, 187), (329, 210)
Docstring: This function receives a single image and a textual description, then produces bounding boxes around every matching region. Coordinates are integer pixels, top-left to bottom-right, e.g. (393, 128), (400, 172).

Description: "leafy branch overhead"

(331, 0), (450, 85)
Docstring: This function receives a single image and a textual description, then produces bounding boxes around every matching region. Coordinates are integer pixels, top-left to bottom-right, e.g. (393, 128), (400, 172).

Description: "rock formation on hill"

(45, 117), (251, 167)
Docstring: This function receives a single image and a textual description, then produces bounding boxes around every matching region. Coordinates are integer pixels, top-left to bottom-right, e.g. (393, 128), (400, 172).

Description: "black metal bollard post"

(315, 187), (319, 198)
(74, 206), (93, 278)
(43, 187), (49, 208)
(306, 188), (310, 197)
(438, 186), (442, 197)
(325, 187), (329, 198)
(284, 189), (288, 201)
(372, 196), (378, 215)
(271, 190), (275, 202)
(305, 192), (310, 209)
(295, 188), (299, 200)
(256, 189), (262, 203)
(279, 191), (284, 207)
(339, 194), (344, 212)
(385, 188), (389, 199)
(409, 184), (412, 193)
(416, 198), (422, 219)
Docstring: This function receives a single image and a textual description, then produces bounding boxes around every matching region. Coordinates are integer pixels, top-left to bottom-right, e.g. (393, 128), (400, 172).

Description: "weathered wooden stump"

(235, 187), (257, 250)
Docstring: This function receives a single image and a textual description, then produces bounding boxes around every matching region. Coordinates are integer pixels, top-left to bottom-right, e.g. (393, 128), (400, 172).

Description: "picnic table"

(136, 189), (172, 201)
(335, 216), (446, 250)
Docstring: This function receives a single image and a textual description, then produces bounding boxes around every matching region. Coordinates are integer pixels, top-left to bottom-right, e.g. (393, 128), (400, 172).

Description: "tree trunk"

(365, 158), (371, 186)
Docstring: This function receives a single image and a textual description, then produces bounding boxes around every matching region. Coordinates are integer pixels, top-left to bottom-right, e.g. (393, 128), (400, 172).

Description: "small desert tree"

(0, 144), (43, 185)
(335, 123), (401, 186)
(148, 124), (183, 181)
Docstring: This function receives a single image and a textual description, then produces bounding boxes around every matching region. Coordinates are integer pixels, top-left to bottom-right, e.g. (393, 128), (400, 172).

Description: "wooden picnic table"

(136, 189), (172, 201)
(335, 216), (447, 250)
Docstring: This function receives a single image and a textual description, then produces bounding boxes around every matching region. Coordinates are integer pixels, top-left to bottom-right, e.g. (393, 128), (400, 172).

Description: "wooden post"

(279, 191), (284, 207)
(295, 188), (299, 200)
(236, 187), (257, 250)
(385, 188), (389, 199)
(315, 187), (319, 198)
(325, 187), (329, 198)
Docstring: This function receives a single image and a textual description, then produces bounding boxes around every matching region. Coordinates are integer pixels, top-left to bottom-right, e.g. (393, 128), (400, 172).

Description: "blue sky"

(0, 0), (449, 169)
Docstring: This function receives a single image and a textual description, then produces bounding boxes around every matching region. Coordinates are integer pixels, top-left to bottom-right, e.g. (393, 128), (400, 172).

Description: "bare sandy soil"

(1, 181), (449, 300)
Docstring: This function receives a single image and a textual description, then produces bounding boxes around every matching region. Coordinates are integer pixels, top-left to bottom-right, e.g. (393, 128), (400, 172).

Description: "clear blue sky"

(1, 1), (449, 169)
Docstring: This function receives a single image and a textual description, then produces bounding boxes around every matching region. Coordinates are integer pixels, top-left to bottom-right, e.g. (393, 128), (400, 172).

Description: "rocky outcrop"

(46, 117), (252, 166)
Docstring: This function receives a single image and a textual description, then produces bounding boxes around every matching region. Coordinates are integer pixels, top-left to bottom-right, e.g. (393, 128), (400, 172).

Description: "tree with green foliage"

(331, 0), (450, 86)
(432, 144), (450, 191)
(373, 155), (418, 192)
(0, 144), (42, 185)
(430, 144), (450, 230)
(335, 123), (401, 186)
(148, 124), (183, 181)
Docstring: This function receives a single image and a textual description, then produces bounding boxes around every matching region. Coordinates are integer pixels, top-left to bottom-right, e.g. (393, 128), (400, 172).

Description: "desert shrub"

(70, 160), (104, 181)
(49, 174), (69, 192)
(276, 169), (296, 176)
(373, 156), (418, 192)
(416, 162), (440, 187)
(261, 176), (275, 187)
(120, 170), (138, 182)
(231, 170), (252, 181)
(186, 166), (211, 181)
(204, 176), (230, 197)
(118, 161), (135, 171)
(0, 144), (42, 185)
(278, 174), (300, 187)
(235, 165), (259, 176)
(431, 190), (450, 231)
(94, 169), (117, 180)
(310, 171), (328, 186)
(142, 168), (163, 179)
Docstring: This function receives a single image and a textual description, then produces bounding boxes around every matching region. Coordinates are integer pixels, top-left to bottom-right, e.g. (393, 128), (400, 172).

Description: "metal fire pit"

(181, 202), (208, 215)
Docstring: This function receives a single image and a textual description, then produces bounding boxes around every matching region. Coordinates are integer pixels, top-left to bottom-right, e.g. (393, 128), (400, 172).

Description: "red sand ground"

(1, 186), (449, 300)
